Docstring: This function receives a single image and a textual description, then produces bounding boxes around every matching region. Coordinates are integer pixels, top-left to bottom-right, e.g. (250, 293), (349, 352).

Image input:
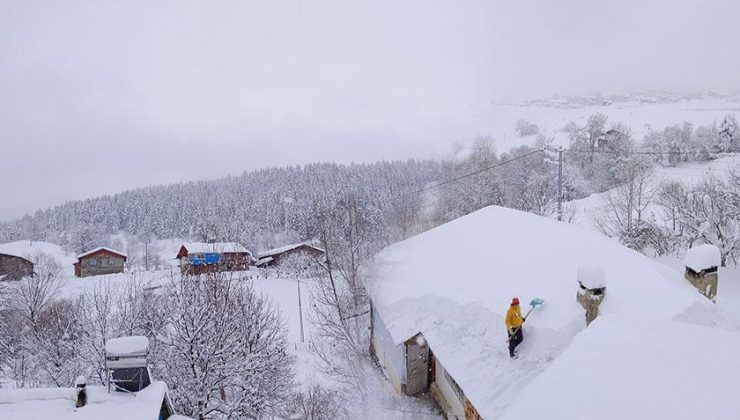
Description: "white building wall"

(434, 358), (467, 419)
(371, 307), (407, 393)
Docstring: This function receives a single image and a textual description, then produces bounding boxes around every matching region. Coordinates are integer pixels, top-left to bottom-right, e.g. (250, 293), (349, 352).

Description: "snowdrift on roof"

(368, 206), (700, 344)
(685, 244), (721, 271)
(0, 381), (172, 420)
(105, 336), (149, 357)
(501, 315), (740, 420)
(181, 242), (250, 254)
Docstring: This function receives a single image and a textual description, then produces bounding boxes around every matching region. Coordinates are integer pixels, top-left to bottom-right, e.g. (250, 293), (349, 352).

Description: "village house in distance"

(176, 242), (254, 274)
(0, 251), (34, 281)
(256, 242), (325, 269)
(74, 247), (127, 278)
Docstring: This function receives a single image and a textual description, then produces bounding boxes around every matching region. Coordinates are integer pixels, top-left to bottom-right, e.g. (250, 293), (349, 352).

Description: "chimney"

(75, 376), (87, 408)
(684, 244), (720, 303)
(576, 265), (607, 325)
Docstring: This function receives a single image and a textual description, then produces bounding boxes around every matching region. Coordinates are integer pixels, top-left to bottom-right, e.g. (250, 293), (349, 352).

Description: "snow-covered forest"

(3, 112), (737, 262)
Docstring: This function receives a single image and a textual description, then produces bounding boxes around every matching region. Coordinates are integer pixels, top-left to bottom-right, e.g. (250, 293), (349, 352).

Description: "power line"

(408, 149), (544, 198)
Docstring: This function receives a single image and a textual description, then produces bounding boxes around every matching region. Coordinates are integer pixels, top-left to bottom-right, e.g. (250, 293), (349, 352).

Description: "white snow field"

(368, 205), (739, 418)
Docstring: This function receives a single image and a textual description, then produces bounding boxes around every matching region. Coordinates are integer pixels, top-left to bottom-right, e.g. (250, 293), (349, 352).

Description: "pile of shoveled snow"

(502, 315), (740, 420)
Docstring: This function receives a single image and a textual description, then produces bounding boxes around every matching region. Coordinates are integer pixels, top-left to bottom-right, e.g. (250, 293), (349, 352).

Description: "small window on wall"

(90, 258), (96, 266)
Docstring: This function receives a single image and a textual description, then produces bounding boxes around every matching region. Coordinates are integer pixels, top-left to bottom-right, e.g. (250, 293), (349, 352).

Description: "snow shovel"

(507, 298), (545, 341)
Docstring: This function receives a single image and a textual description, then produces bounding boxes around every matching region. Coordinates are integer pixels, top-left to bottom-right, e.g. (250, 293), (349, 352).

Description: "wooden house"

(256, 243), (325, 269)
(176, 242), (253, 274)
(74, 247), (127, 278)
(0, 252), (34, 281)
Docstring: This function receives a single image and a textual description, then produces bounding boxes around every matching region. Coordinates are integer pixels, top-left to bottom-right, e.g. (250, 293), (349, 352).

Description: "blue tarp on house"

(190, 253), (221, 266)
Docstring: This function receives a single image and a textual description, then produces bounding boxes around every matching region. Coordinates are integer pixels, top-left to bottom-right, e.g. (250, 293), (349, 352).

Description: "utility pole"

(557, 146), (563, 222)
(545, 146), (565, 221)
(297, 278), (305, 343)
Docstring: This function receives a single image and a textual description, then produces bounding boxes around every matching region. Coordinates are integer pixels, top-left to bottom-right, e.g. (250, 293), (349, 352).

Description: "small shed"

(684, 244), (720, 302)
(256, 243), (325, 269)
(0, 252), (34, 281)
(74, 247), (127, 278)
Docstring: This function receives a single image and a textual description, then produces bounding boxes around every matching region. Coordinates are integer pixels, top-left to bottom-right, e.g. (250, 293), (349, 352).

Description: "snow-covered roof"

(685, 244), (721, 271)
(0, 241), (57, 260)
(257, 243), (324, 259)
(0, 382), (180, 420)
(577, 264), (606, 289)
(501, 315), (740, 420)
(181, 242), (251, 255)
(255, 256), (274, 266)
(76, 247), (128, 260)
(105, 336), (149, 357)
(368, 206), (703, 417)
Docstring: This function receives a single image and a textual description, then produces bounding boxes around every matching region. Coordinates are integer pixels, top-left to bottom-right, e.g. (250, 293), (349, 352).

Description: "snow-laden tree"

(594, 157), (664, 252)
(78, 281), (116, 383)
(31, 299), (86, 387)
(568, 112), (608, 174)
(719, 114), (739, 152)
(7, 251), (62, 329)
(155, 272), (294, 420)
(658, 177), (740, 266)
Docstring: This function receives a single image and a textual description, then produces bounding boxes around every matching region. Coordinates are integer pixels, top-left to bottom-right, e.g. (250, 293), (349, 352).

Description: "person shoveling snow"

(506, 297), (544, 358)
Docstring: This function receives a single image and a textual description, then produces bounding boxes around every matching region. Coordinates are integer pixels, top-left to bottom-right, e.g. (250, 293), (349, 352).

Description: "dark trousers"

(509, 328), (523, 356)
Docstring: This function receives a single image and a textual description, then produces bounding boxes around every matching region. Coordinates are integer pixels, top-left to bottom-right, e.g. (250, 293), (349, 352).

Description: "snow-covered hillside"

(566, 153), (740, 229)
(482, 94), (740, 152)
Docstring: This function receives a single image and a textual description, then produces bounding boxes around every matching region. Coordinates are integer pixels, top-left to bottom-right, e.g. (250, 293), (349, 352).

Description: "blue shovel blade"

(530, 298), (545, 307)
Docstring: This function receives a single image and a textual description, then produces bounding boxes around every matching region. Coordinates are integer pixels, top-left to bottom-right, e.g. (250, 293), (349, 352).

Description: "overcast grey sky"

(2, 0), (739, 220)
